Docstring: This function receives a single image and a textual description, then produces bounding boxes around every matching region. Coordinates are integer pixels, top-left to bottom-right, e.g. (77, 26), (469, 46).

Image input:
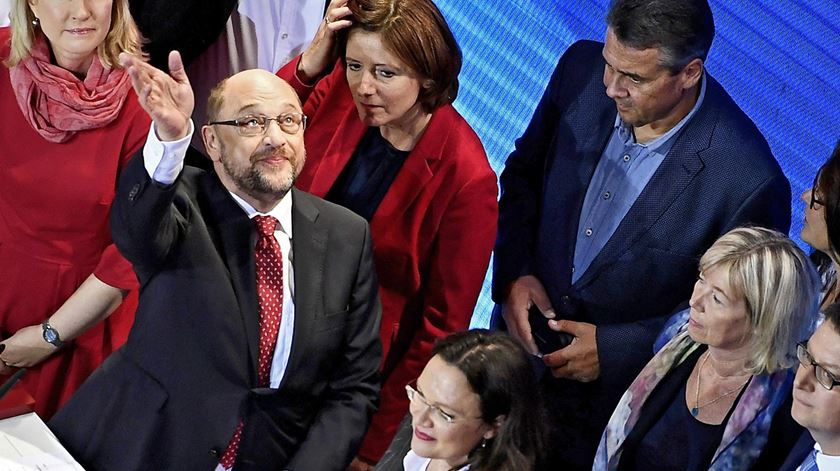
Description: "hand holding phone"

(528, 305), (574, 355)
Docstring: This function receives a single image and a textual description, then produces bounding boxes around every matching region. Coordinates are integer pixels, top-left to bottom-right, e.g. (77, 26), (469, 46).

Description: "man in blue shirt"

(492, 0), (790, 468)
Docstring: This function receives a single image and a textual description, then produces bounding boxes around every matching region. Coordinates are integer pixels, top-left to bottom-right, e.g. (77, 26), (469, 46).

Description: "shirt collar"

(614, 71), (708, 152)
(228, 190), (293, 239)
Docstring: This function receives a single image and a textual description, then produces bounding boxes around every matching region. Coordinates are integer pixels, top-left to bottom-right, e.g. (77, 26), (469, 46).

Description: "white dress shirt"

(403, 450), (470, 471)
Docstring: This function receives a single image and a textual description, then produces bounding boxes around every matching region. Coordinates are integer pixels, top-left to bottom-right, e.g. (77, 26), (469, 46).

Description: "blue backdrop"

(433, 1), (840, 327)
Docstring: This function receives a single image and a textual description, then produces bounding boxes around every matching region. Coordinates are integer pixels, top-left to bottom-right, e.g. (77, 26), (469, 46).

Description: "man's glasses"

(405, 384), (482, 425)
(209, 112), (307, 137)
(796, 342), (840, 390)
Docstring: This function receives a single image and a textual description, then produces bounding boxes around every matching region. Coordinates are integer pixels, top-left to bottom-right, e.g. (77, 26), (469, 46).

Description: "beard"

(220, 143), (304, 200)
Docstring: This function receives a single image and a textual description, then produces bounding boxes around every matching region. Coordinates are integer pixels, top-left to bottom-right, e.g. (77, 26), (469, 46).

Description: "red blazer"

(278, 57), (498, 460)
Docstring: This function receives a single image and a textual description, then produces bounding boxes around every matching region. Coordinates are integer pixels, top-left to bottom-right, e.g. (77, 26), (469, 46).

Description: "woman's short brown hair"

(346, 0), (462, 113)
(7, 0), (145, 68)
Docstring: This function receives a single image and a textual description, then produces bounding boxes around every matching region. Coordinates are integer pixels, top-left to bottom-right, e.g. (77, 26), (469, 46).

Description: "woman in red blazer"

(277, 0), (497, 467)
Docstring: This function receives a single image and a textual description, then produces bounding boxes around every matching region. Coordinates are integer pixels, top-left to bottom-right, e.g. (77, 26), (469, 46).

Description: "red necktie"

(220, 215), (285, 468)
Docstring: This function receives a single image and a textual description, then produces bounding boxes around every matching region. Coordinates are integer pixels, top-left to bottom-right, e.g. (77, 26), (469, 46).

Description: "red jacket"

(278, 57), (498, 461)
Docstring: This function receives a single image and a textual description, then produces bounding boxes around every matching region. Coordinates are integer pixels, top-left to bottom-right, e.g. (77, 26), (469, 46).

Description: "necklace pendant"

(691, 407), (699, 417)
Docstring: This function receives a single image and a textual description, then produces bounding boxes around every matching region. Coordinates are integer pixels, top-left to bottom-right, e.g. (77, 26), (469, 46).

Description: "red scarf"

(9, 35), (130, 143)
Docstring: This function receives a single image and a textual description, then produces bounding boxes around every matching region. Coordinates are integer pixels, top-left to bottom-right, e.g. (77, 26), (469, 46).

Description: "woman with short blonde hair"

(595, 227), (820, 470)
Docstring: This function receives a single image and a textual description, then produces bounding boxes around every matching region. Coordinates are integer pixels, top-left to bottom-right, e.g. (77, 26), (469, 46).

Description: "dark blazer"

(493, 40), (791, 469)
(278, 57), (498, 461)
(50, 149), (382, 471)
(374, 414), (413, 471)
(778, 432), (816, 471)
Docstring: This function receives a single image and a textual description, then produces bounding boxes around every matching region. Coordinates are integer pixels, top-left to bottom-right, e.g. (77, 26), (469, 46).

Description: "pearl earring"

(32, 17), (40, 28)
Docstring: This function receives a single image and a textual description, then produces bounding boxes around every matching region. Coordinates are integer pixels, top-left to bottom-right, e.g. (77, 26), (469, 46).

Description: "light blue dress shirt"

(572, 75), (707, 283)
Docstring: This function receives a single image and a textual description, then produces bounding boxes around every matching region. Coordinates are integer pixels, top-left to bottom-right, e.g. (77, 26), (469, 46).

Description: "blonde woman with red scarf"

(0, 0), (149, 419)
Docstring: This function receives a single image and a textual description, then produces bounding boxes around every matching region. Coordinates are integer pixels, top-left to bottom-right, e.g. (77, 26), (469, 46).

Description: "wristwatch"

(41, 320), (65, 348)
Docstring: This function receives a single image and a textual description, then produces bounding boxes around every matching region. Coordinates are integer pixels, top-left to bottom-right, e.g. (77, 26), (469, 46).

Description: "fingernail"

(544, 309), (556, 319)
(548, 319), (558, 327)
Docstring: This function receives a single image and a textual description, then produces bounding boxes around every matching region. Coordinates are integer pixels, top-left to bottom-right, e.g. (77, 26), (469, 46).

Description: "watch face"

(44, 326), (59, 344)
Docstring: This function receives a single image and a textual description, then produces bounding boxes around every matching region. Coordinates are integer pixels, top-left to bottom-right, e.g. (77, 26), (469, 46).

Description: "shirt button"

(603, 191), (611, 200)
(623, 154), (631, 162)
(571, 266), (575, 273)
(281, 33), (289, 39)
(585, 228), (593, 237)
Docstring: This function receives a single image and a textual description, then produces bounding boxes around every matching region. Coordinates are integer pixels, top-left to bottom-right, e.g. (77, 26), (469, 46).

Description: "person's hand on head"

(119, 51), (194, 141)
(298, 0), (354, 83)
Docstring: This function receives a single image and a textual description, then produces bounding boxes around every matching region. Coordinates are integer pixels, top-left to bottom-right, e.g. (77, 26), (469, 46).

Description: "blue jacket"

(492, 40), (791, 468)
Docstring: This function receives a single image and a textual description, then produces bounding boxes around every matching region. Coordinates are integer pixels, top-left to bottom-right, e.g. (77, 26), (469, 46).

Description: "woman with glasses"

(801, 140), (840, 308)
(594, 227), (820, 471)
(376, 329), (546, 471)
(276, 0), (498, 468)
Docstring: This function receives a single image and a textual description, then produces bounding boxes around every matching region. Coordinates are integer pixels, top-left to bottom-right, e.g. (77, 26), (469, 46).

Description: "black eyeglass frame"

(796, 342), (840, 390)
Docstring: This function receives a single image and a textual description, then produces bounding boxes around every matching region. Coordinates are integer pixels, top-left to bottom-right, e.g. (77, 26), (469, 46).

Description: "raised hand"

(119, 51), (194, 141)
(297, 0), (354, 83)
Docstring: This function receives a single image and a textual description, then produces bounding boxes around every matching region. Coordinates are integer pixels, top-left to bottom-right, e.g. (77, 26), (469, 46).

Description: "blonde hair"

(7, 0), (145, 68)
(699, 227), (820, 374)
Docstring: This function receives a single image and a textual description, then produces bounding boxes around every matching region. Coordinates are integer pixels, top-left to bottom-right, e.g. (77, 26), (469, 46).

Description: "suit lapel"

(204, 173), (261, 384)
(283, 189), (326, 382)
(305, 112), (367, 197)
(370, 108), (446, 233)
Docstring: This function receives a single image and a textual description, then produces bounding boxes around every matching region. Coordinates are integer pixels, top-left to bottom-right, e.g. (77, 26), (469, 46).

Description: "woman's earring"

(32, 17), (40, 28)
(481, 438), (487, 449)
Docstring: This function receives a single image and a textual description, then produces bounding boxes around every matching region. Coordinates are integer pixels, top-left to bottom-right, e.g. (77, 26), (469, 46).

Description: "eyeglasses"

(405, 384), (482, 425)
(796, 342), (840, 390)
(810, 173), (826, 209)
(209, 112), (307, 137)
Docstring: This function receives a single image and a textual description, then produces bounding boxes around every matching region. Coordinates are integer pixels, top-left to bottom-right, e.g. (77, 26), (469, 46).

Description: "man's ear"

(201, 125), (222, 163)
(679, 58), (704, 90)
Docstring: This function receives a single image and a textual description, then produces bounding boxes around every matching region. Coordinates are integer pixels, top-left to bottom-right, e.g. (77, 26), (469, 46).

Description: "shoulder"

(422, 105), (495, 180)
(688, 74), (782, 179)
(292, 188), (368, 231)
(700, 75), (774, 158)
(554, 40), (606, 81)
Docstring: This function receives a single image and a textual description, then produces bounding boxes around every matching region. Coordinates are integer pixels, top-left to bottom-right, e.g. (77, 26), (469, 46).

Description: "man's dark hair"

(606, 0), (715, 72)
(824, 301), (840, 336)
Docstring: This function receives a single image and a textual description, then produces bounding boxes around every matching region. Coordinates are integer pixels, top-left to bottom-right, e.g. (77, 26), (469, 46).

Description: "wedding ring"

(324, 16), (331, 25)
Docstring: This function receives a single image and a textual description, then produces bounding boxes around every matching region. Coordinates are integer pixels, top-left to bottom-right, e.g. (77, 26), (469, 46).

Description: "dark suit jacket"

(778, 432), (816, 471)
(493, 40), (791, 469)
(278, 57), (498, 461)
(50, 149), (382, 471)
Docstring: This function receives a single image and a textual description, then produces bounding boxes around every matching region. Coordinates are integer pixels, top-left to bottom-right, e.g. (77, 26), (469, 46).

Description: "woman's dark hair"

(811, 141), (840, 275)
(432, 329), (546, 471)
(344, 0), (462, 113)
(606, 0), (715, 72)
